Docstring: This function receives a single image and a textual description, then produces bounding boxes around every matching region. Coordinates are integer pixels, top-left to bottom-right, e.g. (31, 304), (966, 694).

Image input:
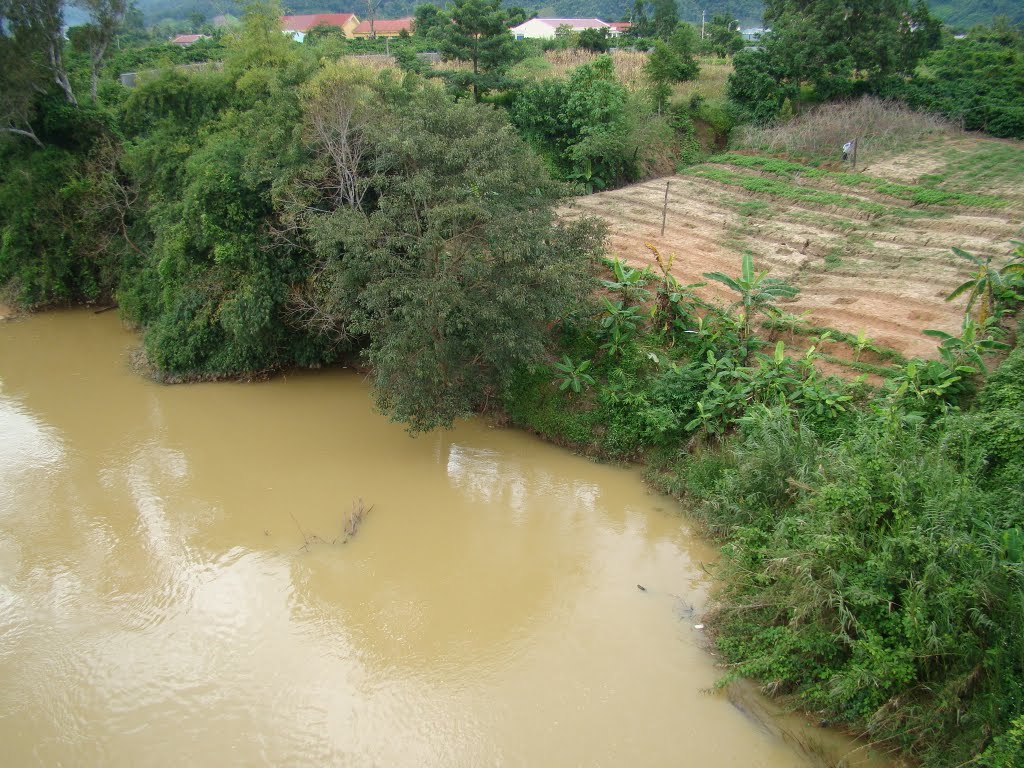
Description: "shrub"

(690, 406), (1024, 766)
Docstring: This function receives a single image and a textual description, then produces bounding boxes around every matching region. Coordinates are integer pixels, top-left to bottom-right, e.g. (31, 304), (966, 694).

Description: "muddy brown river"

(0, 310), (892, 767)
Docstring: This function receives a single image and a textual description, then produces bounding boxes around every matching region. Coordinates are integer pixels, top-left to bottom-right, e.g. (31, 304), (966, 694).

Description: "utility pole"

(701, 9), (706, 38)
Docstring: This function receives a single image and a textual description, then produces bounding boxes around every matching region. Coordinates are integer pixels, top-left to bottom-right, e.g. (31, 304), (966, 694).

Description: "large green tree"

(645, 27), (700, 111)
(512, 56), (643, 191)
(1, 0), (78, 131)
(433, 0), (516, 102)
(78, 0), (129, 100)
(298, 84), (604, 431)
(887, 25), (1024, 138)
(702, 12), (743, 58)
(651, 0), (679, 39)
(412, 2), (445, 38)
(116, 2), (327, 376)
(763, 0), (923, 97)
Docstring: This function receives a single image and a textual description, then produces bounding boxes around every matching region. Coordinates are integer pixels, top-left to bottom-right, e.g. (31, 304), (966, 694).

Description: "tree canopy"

(432, 0), (517, 102)
(296, 83), (603, 430)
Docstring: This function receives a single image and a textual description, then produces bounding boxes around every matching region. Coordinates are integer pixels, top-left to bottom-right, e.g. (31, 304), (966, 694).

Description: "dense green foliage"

(883, 29), (1024, 138)
(294, 81), (603, 430)
(746, 0), (932, 103)
(686, 401), (1023, 767)
(511, 55), (677, 190)
(726, 3), (1023, 137)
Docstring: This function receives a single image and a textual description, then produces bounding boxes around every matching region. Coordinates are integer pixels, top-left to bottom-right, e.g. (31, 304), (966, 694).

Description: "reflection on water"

(0, 311), (892, 767)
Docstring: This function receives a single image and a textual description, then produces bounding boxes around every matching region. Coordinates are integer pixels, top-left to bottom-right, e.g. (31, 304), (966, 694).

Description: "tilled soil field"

(561, 135), (1024, 361)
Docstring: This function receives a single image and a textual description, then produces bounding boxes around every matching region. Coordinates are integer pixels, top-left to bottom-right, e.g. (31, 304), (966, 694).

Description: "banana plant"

(945, 245), (1024, 324)
(923, 316), (1011, 374)
(852, 328), (876, 362)
(704, 253), (800, 340)
(600, 325), (631, 358)
(600, 297), (643, 337)
(601, 257), (652, 303)
(888, 358), (968, 405)
(766, 307), (813, 337)
(552, 356), (596, 394)
(566, 157), (607, 194)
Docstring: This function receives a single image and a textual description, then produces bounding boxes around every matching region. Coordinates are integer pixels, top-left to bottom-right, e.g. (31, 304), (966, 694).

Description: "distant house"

(351, 17), (413, 38)
(740, 27), (767, 42)
(608, 21), (631, 36)
(509, 18), (612, 40)
(280, 13), (360, 43)
(170, 34), (210, 46)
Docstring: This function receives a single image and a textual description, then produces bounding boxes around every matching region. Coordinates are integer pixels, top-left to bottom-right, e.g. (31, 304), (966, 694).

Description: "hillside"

(561, 133), (1024, 364)
(930, 0), (1024, 27)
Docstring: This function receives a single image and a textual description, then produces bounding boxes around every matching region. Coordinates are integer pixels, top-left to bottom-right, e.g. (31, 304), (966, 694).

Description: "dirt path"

(561, 136), (1024, 361)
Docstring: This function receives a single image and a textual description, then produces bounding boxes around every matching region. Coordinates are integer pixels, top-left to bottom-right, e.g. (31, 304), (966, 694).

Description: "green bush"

(881, 36), (1024, 139)
(977, 347), (1024, 474)
(688, 406), (1024, 766)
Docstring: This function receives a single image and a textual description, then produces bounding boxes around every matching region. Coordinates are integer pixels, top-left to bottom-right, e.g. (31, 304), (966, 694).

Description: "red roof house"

(351, 17), (413, 38)
(170, 34), (210, 46)
(280, 13), (360, 41)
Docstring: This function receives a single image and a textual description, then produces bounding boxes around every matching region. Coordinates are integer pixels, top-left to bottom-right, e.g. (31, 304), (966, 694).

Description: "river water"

(0, 310), (890, 767)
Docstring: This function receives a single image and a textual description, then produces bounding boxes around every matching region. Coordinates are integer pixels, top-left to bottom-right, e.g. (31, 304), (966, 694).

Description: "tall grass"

(673, 55), (733, 103)
(343, 53), (398, 73)
(733, 97), (957, 160)
(510, 49), (650, 90)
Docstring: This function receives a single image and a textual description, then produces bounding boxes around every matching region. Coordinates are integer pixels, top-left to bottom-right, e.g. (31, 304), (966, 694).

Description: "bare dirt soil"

(561, 135), (1024, 361)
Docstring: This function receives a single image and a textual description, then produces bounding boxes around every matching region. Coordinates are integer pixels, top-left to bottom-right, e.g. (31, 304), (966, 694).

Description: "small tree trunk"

(48, 33), (78, 106)
(91, 43), (109, 102)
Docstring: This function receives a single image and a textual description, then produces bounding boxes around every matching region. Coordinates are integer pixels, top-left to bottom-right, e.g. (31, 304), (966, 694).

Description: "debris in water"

(340, 497), (372, 544)
(673, 597), (696, 620)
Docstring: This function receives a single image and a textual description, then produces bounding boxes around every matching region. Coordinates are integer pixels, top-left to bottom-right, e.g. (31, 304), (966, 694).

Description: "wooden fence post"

(660, 181), (670, 237)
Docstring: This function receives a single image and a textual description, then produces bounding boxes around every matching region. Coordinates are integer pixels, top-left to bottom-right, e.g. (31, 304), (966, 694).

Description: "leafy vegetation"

(724, 3), (1023, 140)
(511, 54), (677, 190)
(884, 28), (1024, 138)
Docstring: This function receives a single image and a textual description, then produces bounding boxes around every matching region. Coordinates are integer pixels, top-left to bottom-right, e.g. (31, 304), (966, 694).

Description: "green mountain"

(929, 0), (1024, 27)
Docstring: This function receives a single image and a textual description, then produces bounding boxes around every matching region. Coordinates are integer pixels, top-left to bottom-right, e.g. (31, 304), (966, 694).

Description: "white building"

(509, 18), (614, 40)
